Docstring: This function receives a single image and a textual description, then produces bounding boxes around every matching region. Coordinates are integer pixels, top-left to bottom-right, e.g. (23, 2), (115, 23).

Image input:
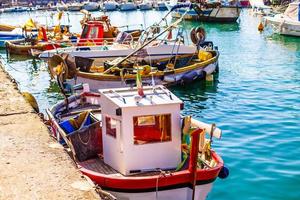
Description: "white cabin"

(99, 86), (183, 175)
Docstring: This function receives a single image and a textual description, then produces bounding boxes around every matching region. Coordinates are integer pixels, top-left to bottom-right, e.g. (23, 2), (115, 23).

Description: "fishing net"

(61, 112), (102, 162)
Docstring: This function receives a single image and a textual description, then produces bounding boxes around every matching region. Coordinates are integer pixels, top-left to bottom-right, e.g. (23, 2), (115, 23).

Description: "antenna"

(109, 90), (126, 104)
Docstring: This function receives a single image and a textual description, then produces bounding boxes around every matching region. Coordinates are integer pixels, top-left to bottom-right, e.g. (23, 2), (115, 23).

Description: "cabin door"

(116, 120), (123, 154)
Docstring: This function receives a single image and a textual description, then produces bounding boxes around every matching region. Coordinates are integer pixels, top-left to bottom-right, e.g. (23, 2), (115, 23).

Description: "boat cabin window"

(81, 25), (89, 38)
(89, 26), (99, 39)
(133, 114), (171, 145)
(106, 117), (117, 138)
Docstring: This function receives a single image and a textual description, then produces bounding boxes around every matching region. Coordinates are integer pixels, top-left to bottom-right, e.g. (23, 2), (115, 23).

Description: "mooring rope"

(0, 55), (24, 73)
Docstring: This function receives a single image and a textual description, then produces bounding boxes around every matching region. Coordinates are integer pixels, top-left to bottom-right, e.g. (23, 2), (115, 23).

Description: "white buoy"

(191, 118), (222, 139)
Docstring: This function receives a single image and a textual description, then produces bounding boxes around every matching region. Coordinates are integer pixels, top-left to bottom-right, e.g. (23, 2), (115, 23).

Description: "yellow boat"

(5, 39), (49, 56)
(0, 24), (16, 32)
(48, 48), (219, 91)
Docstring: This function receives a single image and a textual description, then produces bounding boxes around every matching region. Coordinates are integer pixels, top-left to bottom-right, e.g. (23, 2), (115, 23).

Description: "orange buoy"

(258, 22), (264, 32)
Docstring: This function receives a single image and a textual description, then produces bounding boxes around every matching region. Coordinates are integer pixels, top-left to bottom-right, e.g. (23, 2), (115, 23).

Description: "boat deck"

(79, 157), (171, 177)
(79, 157), (119, 175)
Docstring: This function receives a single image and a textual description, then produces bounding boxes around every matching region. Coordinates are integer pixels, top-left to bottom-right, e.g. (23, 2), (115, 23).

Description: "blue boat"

(171, 3), (241, 23)
(139, 2), (153, 10)
(155, 2), (168, 11)
(3, 6), (29, 13)
(102, 1), (119, 11)
(119, 2), (137, 11)
(0, 30), (25, 48)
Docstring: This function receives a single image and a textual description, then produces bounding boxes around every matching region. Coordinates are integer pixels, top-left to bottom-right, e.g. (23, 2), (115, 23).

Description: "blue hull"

(0, 35), (24, 48)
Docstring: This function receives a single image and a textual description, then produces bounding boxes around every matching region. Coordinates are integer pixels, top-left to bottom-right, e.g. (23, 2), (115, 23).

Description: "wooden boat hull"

(5, 39), (45, 55)
(172, 7), (241, 23)
(0, 37), (24, 48)
(0, 24), (16, 32)
(5, 39), (61, 56)
(67, 53), (218, 91)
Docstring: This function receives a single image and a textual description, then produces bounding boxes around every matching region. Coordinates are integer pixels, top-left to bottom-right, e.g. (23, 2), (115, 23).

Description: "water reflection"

(266, 34), (300, 51)
(172, 18), (240, 33)
(170, 74), (219, 116)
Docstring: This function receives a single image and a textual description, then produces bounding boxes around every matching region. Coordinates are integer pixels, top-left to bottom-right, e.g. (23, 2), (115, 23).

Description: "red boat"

(6, 15), (142, 56)
(46, 85), (229, 200)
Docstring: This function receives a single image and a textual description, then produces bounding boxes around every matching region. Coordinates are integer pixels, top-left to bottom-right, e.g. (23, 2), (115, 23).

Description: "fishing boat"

(119, 1), (138, 11)
(40, 4), (200, 60)
(155, 1), (168, 11)
(0, 28), (25, 48)
(56, 2), (69, 11)
(3, 6), (29, 13)
(8, 14), (139, 56)
(39, 18), (143, 59)
(0, 24), (16, 32)
(139, 1), (153, 10)
(46, 4), (217, 90)
(48, 43), (218, 91)
(46, 84), (229, 200)
(5, 38), (65, 56)
(68, 2), (83, 11)
(249, 0), (271, 16)
(172, 2), (241, 23)
(82, 1), (100, 11)
(263, 2), (300, 37)
(102, 1), (119, 11)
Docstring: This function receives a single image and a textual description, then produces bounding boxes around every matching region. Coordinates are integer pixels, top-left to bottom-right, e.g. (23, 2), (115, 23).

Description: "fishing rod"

(103, 3), (196, 73)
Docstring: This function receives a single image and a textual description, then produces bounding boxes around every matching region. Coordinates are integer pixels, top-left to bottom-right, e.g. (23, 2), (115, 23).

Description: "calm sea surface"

(1, 9), (300, 200)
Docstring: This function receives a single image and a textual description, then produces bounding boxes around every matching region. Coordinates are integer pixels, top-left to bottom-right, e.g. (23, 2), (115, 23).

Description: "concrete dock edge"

(0, 61), (99, 199)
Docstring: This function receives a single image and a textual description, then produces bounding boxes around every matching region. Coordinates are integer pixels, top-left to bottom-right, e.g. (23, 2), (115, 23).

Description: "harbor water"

(1, 9), (300, 200)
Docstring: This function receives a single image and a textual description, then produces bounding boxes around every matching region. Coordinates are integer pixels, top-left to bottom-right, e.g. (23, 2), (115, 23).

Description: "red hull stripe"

(78, 152), (223, 191)
(99, 178), (217, 193)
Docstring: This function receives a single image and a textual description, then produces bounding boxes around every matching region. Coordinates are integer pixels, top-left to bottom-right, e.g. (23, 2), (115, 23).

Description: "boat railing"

(117, 23), (144, 31)
(44, 36), (141, 50)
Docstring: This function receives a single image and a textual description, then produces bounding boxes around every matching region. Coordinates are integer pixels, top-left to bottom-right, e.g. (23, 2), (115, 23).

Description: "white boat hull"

(39, 43), (197, 63)
(119, 3), (137, 11)
(172, 7), (240, 22)
(83, 3), (99, 11)
(103, 2), (119, 11)
(264, 15), (300, 36)
(108, 183), (213, 200)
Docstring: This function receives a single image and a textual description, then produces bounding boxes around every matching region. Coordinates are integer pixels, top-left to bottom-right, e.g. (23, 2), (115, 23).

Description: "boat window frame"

(105, 116), (117, 138)
(132, 113), (172, 145)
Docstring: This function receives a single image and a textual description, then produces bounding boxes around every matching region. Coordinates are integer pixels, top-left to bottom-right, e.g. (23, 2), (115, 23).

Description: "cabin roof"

(99, 85), (182, 108)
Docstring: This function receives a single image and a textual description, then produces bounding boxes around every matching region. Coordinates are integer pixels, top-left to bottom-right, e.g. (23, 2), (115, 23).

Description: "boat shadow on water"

(176, 20), (240, 33)
(169, 72), (219, 113)
(266, 34), (300, 51)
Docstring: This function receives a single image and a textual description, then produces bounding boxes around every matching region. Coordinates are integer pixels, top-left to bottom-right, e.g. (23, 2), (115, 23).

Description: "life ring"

(48, 54), (77, 81)
(48, 54), (69, 80)
(190, 27), (206, 45)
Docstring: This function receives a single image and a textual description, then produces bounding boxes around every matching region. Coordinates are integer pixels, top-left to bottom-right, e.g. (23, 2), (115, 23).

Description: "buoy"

(22, 92), (39, 113)
(258, 22), (264, 32)
(206, 74), (214, 82)
(218, 166), (229, 179)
